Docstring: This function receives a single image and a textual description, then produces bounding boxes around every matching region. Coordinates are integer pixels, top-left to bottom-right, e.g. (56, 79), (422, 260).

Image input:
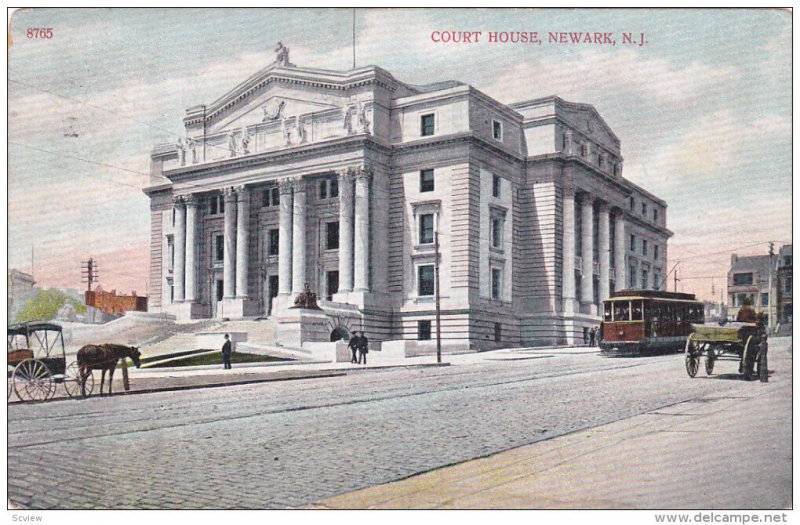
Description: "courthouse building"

(144, 45), (671, 349)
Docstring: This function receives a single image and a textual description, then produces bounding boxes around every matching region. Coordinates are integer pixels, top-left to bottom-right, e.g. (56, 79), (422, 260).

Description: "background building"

(144, 47), (670, 350)
(727, 253), (774, 322)
(776, 244), (792, 332)
(8, 269), (36, 323)
(85, 286), (148, 317)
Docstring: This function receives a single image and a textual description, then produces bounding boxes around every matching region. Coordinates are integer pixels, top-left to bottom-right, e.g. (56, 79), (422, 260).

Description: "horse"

(77, 344), (142, 396)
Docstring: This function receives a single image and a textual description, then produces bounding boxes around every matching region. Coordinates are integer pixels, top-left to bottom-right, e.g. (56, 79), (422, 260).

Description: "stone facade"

(144, 47), (671, 350)
(8, 269), (36, 323)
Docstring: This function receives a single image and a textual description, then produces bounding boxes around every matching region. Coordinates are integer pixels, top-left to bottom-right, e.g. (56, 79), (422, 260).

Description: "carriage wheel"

(12, 359), (55, 402)
(684, 336), (700, 378)
(63, 362), (94, 398)
(705, 345), (716, 375)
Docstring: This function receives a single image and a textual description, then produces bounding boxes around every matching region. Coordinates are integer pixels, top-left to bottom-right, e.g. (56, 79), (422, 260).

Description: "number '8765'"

(26, 28), (53, 39)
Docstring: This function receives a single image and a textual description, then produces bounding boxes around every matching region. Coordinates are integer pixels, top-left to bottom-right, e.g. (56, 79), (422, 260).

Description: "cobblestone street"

(8, 340), (792, 509)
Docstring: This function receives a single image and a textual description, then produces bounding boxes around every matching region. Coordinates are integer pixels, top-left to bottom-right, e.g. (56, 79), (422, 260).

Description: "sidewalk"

(312, 378), (791, 509)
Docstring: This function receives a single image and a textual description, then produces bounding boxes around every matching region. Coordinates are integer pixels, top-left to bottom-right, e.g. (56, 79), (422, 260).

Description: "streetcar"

(600, 290), (704, 356)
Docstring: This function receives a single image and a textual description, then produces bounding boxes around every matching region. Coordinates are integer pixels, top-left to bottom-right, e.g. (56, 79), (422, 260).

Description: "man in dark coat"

(357, 331), (369, 365)
(589, 327), (596, 347)
(221, 334), (232, 370)
(348, 332), (360, 364)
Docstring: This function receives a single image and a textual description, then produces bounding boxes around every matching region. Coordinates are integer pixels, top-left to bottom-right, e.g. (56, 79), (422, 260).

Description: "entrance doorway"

(267, 275), (279, 316)
(326, 270), (339, 301)
(212, 279), (224, 318)
(330, 326), (350, 342)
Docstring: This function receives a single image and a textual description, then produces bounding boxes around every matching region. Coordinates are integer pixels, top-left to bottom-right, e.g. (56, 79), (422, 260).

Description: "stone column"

(173, 197), (186, 303)
(277, 180), (294, 296)
(235, 186), (250, 299)
(561, 187), (576, 314)
(291, 178), (307, 295)
(614, 213), (627, 290)
(598, 203), (611, 303)
(338, 169), (355, 293)
(223, 188), (237, 300)
(184, 196), (198, 302)
(353, 167), (371, 292)
(579, 194), (595, 311)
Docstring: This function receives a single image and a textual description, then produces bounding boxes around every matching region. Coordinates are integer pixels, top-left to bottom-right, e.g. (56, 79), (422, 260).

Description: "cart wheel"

(705, 346), (715, 376)
(12, 359), (54, 402)
(63, 362), (94, 398)
(685, 336), (700, 378)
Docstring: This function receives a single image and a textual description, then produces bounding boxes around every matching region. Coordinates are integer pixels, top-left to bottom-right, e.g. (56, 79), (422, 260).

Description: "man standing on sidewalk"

(348, 332), (360, 364)
(222, 334), (232, 370)
(357, 331), (369, 365)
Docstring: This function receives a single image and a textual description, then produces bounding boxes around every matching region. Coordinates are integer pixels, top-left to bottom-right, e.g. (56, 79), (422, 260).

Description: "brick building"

(85, 286), (148, 316)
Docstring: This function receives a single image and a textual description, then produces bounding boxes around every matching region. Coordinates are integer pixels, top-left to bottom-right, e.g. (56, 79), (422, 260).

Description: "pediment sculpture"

(262, 99), (286, 122)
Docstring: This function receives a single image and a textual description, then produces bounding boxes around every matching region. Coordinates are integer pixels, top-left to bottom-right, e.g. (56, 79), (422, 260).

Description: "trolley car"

(600, 290), (704, 356)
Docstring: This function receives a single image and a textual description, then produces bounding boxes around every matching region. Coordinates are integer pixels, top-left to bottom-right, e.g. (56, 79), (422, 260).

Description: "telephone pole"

(768, 241), (775, 333)
(434, 228), (442, 364)
(81, 258), (99, 292)
(674, 266), (680, 292)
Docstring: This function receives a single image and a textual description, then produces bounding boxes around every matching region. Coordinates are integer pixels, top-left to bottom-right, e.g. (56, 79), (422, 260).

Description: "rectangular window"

(653, 273), (661, 290)
(219, 196), (224, 214)
(653, 208), (659, 222)
(629, 197), (635, 210)
(785, 276), (792, 293)
(263, 190), (271, 207)
(330, 178), (339, 198)
(326, 221), (339, 250)
(492, 174), (501, 198)
(319, 180), (328, 200)
(167, 236), (174, 270)
(630, 234), (636, 251)
(418, 320), (432, 340)
(491, 268), (502, 300)
(169, 284), (174, 304)
(494, 322), (502, 342)
(733, 273), (754, 286)
(418, 265), (435, 296)
(214, 235), (224, 262)
(784, 256), (792, 267)
(267, 229), (279, 256)
(216, 280), (224, 302)
(654, 245), (660, 260)
(642, 239), (648, 256)
(419, 169), (434, 192)
(326, 271), (339, 301)
(272, 187), (280, 206)
(642, 270), (649, 290)
(491, 218), (503, 249)
(210, 197), (218, 215)
(642, 202), (647, 216)
(761, 292), (769, 307)
(492, 120), (502, 140)
(419, 214), (434, 245)
(172, 208), (176, 226)
(421, 114), (435, 137)
(630, 265), (637, 288)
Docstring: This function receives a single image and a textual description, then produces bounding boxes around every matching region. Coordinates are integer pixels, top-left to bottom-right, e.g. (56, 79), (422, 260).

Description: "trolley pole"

(434, 229), (442, 364)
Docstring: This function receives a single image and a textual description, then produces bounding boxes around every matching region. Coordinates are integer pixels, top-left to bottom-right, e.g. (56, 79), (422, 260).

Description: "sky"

(7, 8), (792, 302)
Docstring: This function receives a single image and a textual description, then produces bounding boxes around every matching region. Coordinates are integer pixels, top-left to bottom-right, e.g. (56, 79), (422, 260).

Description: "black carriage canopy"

(7, 321), (66, 358)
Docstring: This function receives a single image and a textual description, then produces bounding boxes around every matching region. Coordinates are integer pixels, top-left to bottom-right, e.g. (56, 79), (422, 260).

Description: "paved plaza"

(7, 339), (792, 509)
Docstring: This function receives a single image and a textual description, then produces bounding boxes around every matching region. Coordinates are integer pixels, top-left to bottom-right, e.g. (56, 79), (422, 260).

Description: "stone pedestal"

(218, 298), (259, 319)
(165, 301), (204, 321)
(276, 309), (330, 348)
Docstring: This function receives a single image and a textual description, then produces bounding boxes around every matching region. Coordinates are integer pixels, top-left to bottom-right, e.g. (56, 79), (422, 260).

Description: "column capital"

(184, 195), (199, 207)
(562, 185), (576, 198)
(290, 177), (307, 193)
(223, 187), (237, 201)
(596, 200), (611, 213)
(172, 195), (186, 206)
(354, 164), (373, 182)
(236, 185), (250, 202)
(576, 191), (595, 204)
(337, 167), (356, 182)
(278, 177), (294, 195)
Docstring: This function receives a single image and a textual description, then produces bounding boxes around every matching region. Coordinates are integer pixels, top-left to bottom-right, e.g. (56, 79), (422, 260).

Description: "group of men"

(348, 331), (369, 365)
(585, 326), (601, 347)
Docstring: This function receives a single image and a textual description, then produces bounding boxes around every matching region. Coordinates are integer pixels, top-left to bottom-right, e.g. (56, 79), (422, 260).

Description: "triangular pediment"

(209, 92), (342, 134)
(557, 101), (619, 152)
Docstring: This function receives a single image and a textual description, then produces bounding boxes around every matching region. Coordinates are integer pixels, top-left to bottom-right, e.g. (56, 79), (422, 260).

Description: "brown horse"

(77, 344), (142, 396)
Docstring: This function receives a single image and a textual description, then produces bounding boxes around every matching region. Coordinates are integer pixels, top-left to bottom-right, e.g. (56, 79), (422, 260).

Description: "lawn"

(146, 351), (291, 368)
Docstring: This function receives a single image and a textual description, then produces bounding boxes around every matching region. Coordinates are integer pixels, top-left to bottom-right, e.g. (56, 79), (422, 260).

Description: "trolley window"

(614, 301), (630, 322)
(603, 302), (612, 322)
(631, 301), (644, 321)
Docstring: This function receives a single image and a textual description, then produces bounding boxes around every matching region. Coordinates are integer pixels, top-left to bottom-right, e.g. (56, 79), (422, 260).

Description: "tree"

(16, 288), (87, 323)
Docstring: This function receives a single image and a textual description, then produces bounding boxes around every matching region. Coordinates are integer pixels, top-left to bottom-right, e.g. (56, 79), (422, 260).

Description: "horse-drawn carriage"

(7, 322), (94, 402)
(684, 321), (768, 381)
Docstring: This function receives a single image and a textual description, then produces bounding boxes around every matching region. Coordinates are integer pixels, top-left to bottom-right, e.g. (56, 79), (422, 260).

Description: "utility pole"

(434, 228), (442, 364)
(81, 258), (99, 292)
(674, 266), (679, 293)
